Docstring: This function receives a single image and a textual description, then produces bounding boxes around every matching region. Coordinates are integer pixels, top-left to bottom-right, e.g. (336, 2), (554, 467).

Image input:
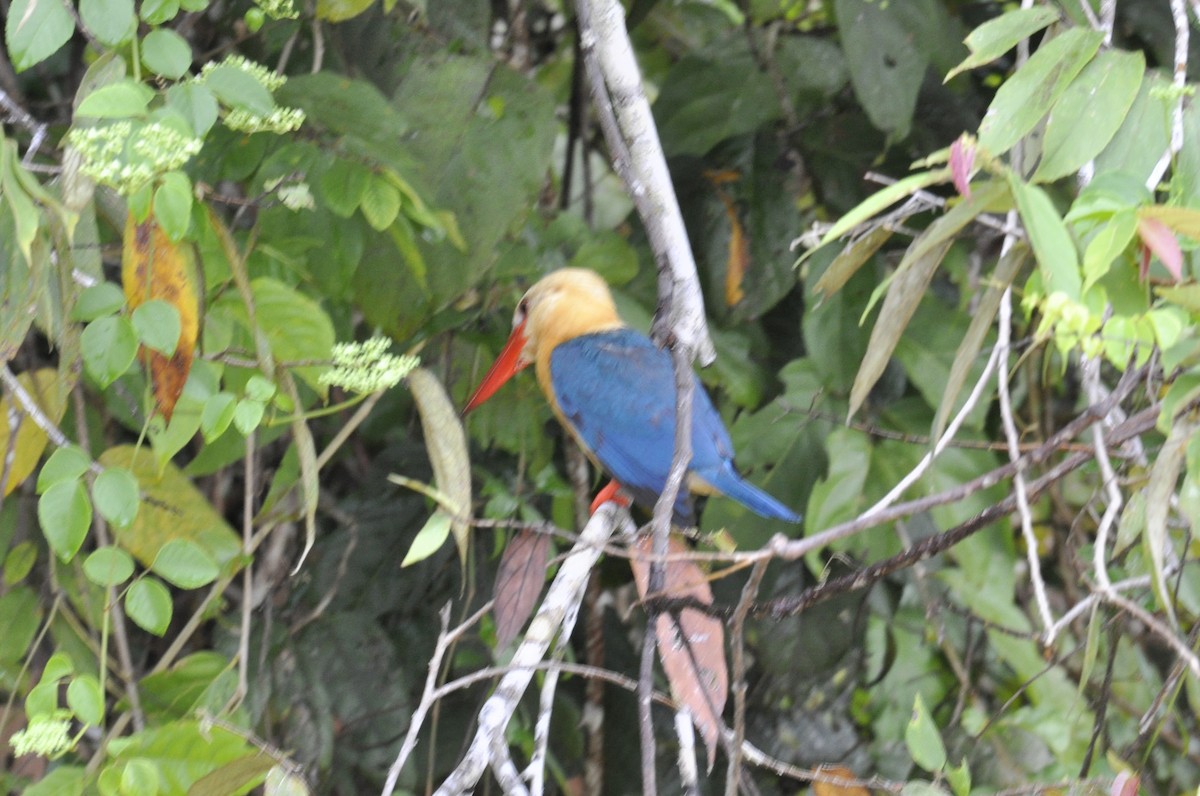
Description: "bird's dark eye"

(513, 297), (529, 326)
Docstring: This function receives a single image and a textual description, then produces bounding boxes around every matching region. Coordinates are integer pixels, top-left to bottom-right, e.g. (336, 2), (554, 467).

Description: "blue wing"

(550, 329), (798, 524)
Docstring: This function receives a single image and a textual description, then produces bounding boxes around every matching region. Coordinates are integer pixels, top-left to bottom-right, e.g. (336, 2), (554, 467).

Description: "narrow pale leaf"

(811, 169), (949, 252)
(1009, 174), (1081, 299)
(945, 6), (1059, 81)
(1143, 416), (1192, 629)
(813, 226), (893, 299)
(408, 368), (472, 564)
(401, 510), (452, 567)
(1, 369), (68, 496)
(905, 693), (947, 772)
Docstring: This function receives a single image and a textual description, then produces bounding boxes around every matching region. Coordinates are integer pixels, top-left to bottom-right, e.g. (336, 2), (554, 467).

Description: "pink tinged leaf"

(950, 135), (975, 199)
(1137, 217), (1183, 282)
(1110, 771), (1138, 796)
(630, 535), (728, 771)
(493, 530), (551, 649)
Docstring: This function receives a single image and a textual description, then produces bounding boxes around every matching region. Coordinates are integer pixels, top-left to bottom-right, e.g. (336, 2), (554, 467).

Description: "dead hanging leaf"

(630, 534), (727, 770)
(812, 765), (870, 796)
(407, 368), (473, 565)
(813, 226), (893, 300)
(0, 369), (68, 496)
(493, 529), (551, 649)
(121, 214), (201, 420)
(704, 172), (748, 308)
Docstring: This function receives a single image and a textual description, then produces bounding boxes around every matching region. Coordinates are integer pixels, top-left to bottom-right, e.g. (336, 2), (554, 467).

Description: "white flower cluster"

(254, 0), (299, 19)
(200, 55), (287, 92)
(9, 713), (73, 758)
(224, 106), (306, 134)
(67, 121), (201, 195)
(319, 336), (419, 394)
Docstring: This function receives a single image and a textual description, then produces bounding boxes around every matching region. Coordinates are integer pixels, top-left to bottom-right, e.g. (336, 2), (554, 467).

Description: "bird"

(464, 268), (801, 526)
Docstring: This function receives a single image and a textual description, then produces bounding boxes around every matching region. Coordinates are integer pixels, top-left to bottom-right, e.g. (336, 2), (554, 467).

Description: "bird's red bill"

(464, 321), (529, 413)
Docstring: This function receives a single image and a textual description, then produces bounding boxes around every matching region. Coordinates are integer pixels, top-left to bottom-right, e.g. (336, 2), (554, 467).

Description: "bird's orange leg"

(589, 479), (630, 515)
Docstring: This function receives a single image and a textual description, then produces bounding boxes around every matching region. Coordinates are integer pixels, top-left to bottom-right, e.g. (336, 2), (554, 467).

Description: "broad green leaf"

(38, 479), (92, 561)
(932, 243), (1026, 440)
(401, 510), (452, 567)
(132, 299), (183, 357)
(5, 0), (74, 71)
(905, 694), (948, 772)
(813, 226), (893, 299)
(316, 0), (373, 21)
(81, 315), (139, 387)
(126, 577), (173, 635)
(79, 0), (135, 46)
(166, 82), (219, 137)
(243, 374), (275, 402)
(75, 80), (156, 119)
(233, 398), (265, 435)
(360, 174), (401, 231)
(139, 0), (179, 24)
(946, 760), (971, 796)
(153, 170), (194, 241)
(1008, 174), (1081, 300)
(946, 6), (1060, 81)
(151, 538), (220, 589)
(805, 427), (870, 531)
(1034, 49), (1145, 182)
(320, 158), (371, 217)
(836, 0), (928, 137)
(408, 367), (473, 563)
(0, 587), (40, 664)
(204, 65), (274, 116)
(22, 765), (85, 796)
(141, 29), (192, 79)
(189, 754), (276, 796)
(1094, 73), (1173, 185)
(99, 446), (241, 572)
(978, 28), (1104, 157)
(200, 392), (237, 442)
(38, 445), (92, 493)
(41, 652), (74, 683)
(138, 651), (231, 721)
(105, 718), (257, 793)
(67, 674), (105, 726)
(93, 466), (140, 529)
(72, 282), (126, 321)
(121, 759), (161, 795)
(569, 233), (639, 287)
(4, 540), (37, 584)
(84, 545), (136, 586)
(1082, 210), (1137, 292)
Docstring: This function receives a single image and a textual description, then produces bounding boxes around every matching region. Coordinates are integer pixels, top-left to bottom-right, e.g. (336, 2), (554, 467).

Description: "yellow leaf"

(98, 445), (240, 572)
(0, 369), (68, 496)
(121, 215), (201, 420)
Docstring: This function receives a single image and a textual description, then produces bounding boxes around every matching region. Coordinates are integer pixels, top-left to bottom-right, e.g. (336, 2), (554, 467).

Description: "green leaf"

(79, 0), (135, 46)
(1144, 417), (1192, 629)
(836, 0), (928, 136)
(204, 65), (275, 116)
(945, 759), (971, 796)
(166, 82), (219, 137)
(360, 174), (401, 231)
(946, 6), (1059, 80)
(233, 398), (265, 435)
(1082, 210), (1137, 292)
(38, 479), (93, 561)
(812, 169), (949, 252)
(0, 587), (41, 664)
(67, 674), (105, 726)
(72, 282), (126, 321)
(121, 758), (161, 795)
(105, 719), (256, 792)
(1034, 49), (1145, 182)
(200, 392), (237, 442)
(81, 315), (139, 387)
(319, 158), (371, 217)
(1008, 174), (1081, 299)
(153, 170), (194, 241)
(150, 538), (220, 589)
(401, 510), (453, 566)
(132, 299), (183, 357)
(41, 651), (75, 683)
(126, 577), (173, 635)
(141, 29), (192, 79)
(139, 0), (179, 24)
(244, 373), (276, 402)
(4, 540), (37, 584)
(22, 765), (85, 796)
(905, 693), (947, 772)
(38, 446), (92, 493)
(84, 545), (136, 586)
(93, 466), (141, 529)
(316, 0), (374, 21)
(570, 234), (639, 286)
(75, 80), (156, 119)
(978, 28), (1104, 157)
(5, 0), (74, 71)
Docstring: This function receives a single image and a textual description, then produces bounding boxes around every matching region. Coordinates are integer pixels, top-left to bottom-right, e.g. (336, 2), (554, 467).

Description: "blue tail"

(696, 465), (802, 523)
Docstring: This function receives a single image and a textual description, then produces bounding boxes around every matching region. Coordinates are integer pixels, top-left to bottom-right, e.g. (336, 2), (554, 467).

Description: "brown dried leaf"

(812, 765), (870, 796)
(630, 534), (727, 770)
(493, 529), (551, 649)
(121, 215), (201, 420)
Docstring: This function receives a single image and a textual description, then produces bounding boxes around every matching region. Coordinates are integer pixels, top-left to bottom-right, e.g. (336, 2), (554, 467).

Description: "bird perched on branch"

(465, 268), (801, 526)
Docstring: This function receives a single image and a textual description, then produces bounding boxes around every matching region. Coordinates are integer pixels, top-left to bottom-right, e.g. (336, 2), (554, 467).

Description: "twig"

(1147, 0), (1189, 189)
(1104, 591), (1200, 678)
(1081, 358), (1118, 596)
(724, 559), (767, 796)
(675, 709), (700, 796)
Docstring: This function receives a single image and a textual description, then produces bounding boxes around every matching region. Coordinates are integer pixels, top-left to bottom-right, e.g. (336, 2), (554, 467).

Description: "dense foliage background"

(2, 0), (1200, 793)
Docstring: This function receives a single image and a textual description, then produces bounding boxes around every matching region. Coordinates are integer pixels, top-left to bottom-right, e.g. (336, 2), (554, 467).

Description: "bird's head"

(464, 268), (622, 412)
